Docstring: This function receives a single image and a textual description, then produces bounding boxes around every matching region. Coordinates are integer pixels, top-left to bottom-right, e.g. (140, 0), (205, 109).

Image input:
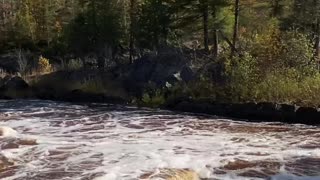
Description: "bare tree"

(15, 49), (28, 75)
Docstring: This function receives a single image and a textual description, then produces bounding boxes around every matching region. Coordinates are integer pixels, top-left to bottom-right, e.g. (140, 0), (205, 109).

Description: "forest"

(0, 0), (320, 107)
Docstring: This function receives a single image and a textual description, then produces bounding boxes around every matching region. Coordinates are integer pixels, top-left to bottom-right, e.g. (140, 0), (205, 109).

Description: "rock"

(140, 168), (200, 180)
(0, 53), (20, 74)
(0, 77), (3, 88)
(34, 87), (57, 100)
(296, 107), (320, 125)
(223, 159), (281, 177)
(173, 101), (195, 112)
(0, 154), (14, 171)
(207, 103), (230, 116)
(256, 102), (281, 121)
(278, 104), (296, 123)
(2, 75), (11, 85)
(180, 66), (195, 82)
(0, 76), (30, 99)
(123, 52), (193, 95)
(63, 89), (127, 104)
(230, 103), (258, 119)
(3, 76), (29, 91)
(1, 138), (37, 150)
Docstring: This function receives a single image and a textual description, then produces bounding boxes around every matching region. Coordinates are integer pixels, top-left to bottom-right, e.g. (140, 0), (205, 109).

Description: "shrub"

(38, 56), (52, 73)
(140, 89), (166, 108)
(224, 53), (259, 102)
(66, 59), (83, 71)
(80, 80), (105, 94)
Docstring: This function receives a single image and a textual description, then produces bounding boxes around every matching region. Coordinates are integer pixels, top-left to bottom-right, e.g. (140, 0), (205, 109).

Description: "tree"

(209, 0), (231, 58)
(129, 0), (138, 63)
(232, 0), (240, 57)
(137, 0), (173, 50)
(200, 0), (209, 52)
(289, 0), (320, 60)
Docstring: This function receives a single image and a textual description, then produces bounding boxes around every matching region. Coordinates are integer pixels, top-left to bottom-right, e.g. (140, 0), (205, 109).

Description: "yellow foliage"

(38, 56), (52, 73)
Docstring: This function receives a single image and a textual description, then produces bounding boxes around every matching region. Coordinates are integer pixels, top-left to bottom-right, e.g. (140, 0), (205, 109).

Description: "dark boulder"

(1, 75), (11, 86)
(0, 77), (3, 88)
(296, 107), (320, 125)
(173, 101), (193, 112)
(180, 66), (195, 82)
(230, 103), (258, 119)
(207, 103), (231, 116)
(278, 104), (296, 123)
(62, 89), (127, 104)
(256, 102), (281, 121)
(34, 87), (58, 100)
(3, 76), (29, 91)
(173, 101), (202, 113)
(0, 53), (20, 73)
(123, 52), (194, 95)
(0, 76), (30, 99)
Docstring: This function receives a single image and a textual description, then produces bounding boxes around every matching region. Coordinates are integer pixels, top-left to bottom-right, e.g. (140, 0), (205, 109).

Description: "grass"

(32, 69), (128, 99)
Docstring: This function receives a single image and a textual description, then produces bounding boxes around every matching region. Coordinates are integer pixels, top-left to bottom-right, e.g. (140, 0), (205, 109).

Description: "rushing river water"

(0, 100), (319, 180)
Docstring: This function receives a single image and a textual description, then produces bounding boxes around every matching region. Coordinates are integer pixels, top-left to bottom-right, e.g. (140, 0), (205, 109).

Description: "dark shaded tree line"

(0, 0), (319, 62)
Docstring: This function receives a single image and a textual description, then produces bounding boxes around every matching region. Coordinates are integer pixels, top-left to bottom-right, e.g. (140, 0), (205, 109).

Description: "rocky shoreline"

(166, 98), (320, 125)
(0, 75), (319, 126)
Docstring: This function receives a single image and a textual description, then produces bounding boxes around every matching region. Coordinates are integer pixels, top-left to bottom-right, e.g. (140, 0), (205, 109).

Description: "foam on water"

(0, 100), (319, 180)
(0, 126), (18, 137)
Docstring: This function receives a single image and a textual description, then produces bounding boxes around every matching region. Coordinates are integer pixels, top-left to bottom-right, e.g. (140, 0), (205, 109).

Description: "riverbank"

(165, 98), (320, 125)
(0, 52), (319, 126)
(0, 78), (319, 126)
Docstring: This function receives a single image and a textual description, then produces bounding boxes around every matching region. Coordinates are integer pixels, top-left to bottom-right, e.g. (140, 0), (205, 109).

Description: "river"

(0, 100), (319, 180)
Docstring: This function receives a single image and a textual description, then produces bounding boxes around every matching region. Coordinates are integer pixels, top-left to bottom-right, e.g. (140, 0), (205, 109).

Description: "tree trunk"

(232, 0), (240, 57)
(129, 0), (136, 64)
(315, 20), (320, 61)
(213, 29), (219, 58)
(271, 0), (281, 18)
(202, 1), (209, 52)
(314, 0), (320, 61)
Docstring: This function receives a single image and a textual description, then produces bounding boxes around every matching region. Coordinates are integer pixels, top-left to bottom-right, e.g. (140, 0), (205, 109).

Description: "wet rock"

(278, 104), (296, 123)
(173, 101), (196, 113)
(1, 141), (19, 149)
(63, 89), (127, 104)
(296, 107), (320, 125)
(17, 139), (37, 146)
(224, 159), (257, 170)
(285, 157), (320, 176)
(230, 103), (258, 119)
(0, 154), (14, 171)
(207, 103), (230, 116)
(170, 99), (320, 125)
(222, 159), (281, 178)
(0, 138), (37, 150)
(140, 168), (200, 180)
(255, 102), (281, 121)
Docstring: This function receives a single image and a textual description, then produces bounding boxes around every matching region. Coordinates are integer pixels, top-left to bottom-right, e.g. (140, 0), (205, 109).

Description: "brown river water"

(0, 100), (319, 180)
